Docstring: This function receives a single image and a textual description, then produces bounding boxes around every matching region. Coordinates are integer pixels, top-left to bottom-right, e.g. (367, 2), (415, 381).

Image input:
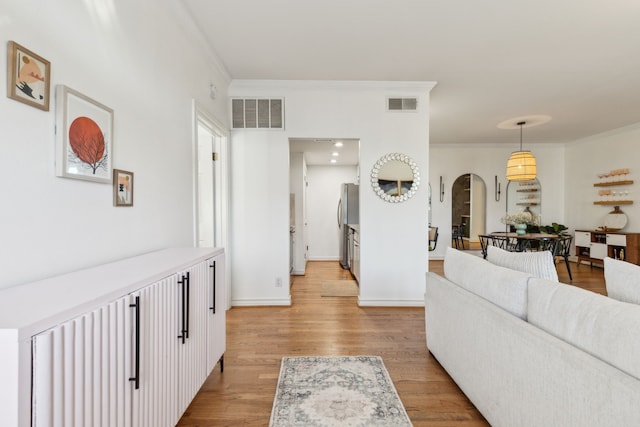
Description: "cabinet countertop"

(0, 247), (223, 337)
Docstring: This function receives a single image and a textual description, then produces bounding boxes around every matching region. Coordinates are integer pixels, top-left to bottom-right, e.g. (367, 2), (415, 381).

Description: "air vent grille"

(232, 98), (284, 129)
(387, 97), (418, 111)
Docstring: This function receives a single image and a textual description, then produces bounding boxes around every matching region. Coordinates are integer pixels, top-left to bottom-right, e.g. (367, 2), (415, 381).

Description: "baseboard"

(308, 256), (340, 261)
(357, 298), (425, 307)
(231, 297), (292, 307)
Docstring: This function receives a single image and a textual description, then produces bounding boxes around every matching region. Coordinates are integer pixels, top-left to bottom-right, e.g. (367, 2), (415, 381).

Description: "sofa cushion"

(487, 245), (559, 282)
(444, 247), (530, 319)
(604, 257), (640, 304)
(528, 277), (640, 381)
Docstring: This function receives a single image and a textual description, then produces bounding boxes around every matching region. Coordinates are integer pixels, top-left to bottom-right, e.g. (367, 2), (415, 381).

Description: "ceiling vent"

(232, 98), (284, 129)
(387, 97), (418, 112)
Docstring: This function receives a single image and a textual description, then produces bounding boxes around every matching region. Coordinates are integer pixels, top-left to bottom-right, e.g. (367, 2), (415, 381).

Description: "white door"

(196, 121), (217, 248)
(195, 105), (228, 249)
(193, 102), (230, 307)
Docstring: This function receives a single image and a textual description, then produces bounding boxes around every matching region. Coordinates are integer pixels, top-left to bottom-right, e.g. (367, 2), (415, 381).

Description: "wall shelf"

(516, 189), (539, 193)
(517, 202), (539, 206)
(594, 180), (634, 187)
(593, 200), (633, 205)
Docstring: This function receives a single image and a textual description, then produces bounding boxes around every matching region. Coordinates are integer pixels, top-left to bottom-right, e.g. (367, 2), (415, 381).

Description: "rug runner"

(269, 355), (412, 426)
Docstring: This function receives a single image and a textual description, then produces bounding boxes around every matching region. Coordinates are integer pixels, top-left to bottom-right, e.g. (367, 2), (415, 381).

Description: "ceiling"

(289, 138), (359, 166)
(181, 0), (640, 152)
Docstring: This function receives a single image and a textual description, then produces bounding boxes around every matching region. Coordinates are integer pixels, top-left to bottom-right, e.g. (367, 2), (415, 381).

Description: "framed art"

(113, 169), (134, 206)
(55, 85), (114, 183)
(7, 41), (51, 111)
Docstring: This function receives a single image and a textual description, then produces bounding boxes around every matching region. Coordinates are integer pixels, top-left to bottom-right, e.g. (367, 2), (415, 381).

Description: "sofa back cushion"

(528, 277), (640, 381)
(487, 245), (559, 282)
(605, 257), (640, 305)
(444, 247), (530, 319)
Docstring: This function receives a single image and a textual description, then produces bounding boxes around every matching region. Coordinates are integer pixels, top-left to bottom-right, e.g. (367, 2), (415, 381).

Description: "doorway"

(194, 105), (227, 248)
(288, 138), (360, 276)
(451, 173), (486, 250)
(193, 102), (230, 305)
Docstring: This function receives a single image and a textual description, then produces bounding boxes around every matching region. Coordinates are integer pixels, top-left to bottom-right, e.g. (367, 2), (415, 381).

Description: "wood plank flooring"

(177, 256), (606, 426)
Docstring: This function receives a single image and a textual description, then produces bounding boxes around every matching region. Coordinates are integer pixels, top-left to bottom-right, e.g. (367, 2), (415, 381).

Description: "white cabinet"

(0, 248), (225, 427)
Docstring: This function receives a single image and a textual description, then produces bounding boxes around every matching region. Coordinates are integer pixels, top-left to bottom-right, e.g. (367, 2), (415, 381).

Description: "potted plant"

(539, 223), (569, 236)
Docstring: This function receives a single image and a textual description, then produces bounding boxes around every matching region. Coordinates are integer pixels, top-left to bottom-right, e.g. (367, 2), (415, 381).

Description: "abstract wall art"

(55, 85), (113, 183)
(7, 41), (51, 111)
(113, 169), (134, 206)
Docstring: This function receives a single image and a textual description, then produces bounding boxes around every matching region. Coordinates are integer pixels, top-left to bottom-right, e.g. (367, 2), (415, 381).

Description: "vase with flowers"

(502, 210), (540, 235)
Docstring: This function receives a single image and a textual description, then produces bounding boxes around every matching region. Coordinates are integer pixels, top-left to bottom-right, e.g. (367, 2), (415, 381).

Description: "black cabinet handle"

(177, 273), (188, 344)
(185, 272), (190, 339)
(128, 296), (140, 389)
(209, 261), (216, 313)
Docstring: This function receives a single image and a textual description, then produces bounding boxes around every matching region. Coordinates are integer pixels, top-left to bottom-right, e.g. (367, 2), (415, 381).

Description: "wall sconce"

(439, 176), (445, 202)
(494, 175), (501, 202)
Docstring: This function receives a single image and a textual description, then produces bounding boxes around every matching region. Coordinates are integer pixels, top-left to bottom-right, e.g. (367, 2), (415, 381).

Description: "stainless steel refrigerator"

(337, 183), (359, 269)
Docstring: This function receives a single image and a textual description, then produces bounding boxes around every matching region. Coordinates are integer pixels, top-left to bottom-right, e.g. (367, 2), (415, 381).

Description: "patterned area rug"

(269, 356), (412, 426)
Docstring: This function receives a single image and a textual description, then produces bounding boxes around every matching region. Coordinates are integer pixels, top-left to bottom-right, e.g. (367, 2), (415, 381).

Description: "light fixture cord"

(518, 121), (526, 151)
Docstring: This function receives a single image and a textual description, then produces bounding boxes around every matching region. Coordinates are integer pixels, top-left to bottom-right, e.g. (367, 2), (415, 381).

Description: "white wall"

(306, 165), (358, 261)
(229, 80), (434, 306)
(565, 123), (640, 232)
(429, 143), (566, 259)
(1, 0), (230, 289)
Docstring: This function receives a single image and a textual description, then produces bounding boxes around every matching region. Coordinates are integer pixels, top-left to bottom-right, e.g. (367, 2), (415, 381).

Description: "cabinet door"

(32, 295), (134, 427)
(590, 243), (608, 260)
(574, 231), (592, 247)
(175, 262), (209, 417)
(607, 233), (627, 247)
(131, 276), (181, 427)
(206, 254), (226, 372)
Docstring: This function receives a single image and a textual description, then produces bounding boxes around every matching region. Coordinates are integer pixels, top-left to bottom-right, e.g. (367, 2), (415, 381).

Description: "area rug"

(269, 355), (412, 426)
(320, 280), (359, 297)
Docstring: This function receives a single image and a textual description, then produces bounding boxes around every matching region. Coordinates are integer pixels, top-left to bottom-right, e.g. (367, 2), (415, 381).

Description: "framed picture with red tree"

(55, 85), (113, 183)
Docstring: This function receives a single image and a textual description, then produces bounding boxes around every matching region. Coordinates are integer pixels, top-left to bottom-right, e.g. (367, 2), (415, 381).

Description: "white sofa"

(425, 248), (640, 427)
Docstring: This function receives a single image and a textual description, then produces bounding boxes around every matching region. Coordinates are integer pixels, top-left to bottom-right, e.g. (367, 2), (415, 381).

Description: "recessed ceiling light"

(332, 152), (339, 156)
(330, 159), (337, 164)
(334, 141), (343, 147)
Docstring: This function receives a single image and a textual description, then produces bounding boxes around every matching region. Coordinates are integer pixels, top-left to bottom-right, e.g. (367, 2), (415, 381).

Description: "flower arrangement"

(501, 211), (540, 226)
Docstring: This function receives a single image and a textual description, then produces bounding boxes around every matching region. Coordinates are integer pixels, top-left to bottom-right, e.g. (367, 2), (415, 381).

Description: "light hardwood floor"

(177, 256), (605, 426)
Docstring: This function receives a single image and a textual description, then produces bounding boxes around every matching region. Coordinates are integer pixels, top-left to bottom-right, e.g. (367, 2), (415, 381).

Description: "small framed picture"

(113, 169), (134, 207)
(56, 85), (113, 183)
(7, 41), (51, 111)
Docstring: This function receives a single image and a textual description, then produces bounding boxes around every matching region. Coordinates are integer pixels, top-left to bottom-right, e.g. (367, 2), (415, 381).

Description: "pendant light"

(506, 121), (537, 181)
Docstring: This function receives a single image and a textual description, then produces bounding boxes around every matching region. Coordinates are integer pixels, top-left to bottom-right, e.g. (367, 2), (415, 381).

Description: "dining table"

(489, 231), (559, 252)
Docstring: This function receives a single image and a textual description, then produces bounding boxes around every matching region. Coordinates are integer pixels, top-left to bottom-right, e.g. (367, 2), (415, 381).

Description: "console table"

(575, 230), (640, 266)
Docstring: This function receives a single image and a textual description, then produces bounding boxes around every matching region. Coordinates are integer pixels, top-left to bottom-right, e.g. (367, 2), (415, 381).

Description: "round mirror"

(506, 178), (541, 228)
(371, 153), (420, 203)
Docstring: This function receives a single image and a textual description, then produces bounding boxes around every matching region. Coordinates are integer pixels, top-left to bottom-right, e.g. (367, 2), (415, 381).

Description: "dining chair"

(452, 224), (465, 249)
(554, 235), (573, 280)
(478, 234), (490, 258)
(522, 237), (557, 253)
(429, 226), (439, 251)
